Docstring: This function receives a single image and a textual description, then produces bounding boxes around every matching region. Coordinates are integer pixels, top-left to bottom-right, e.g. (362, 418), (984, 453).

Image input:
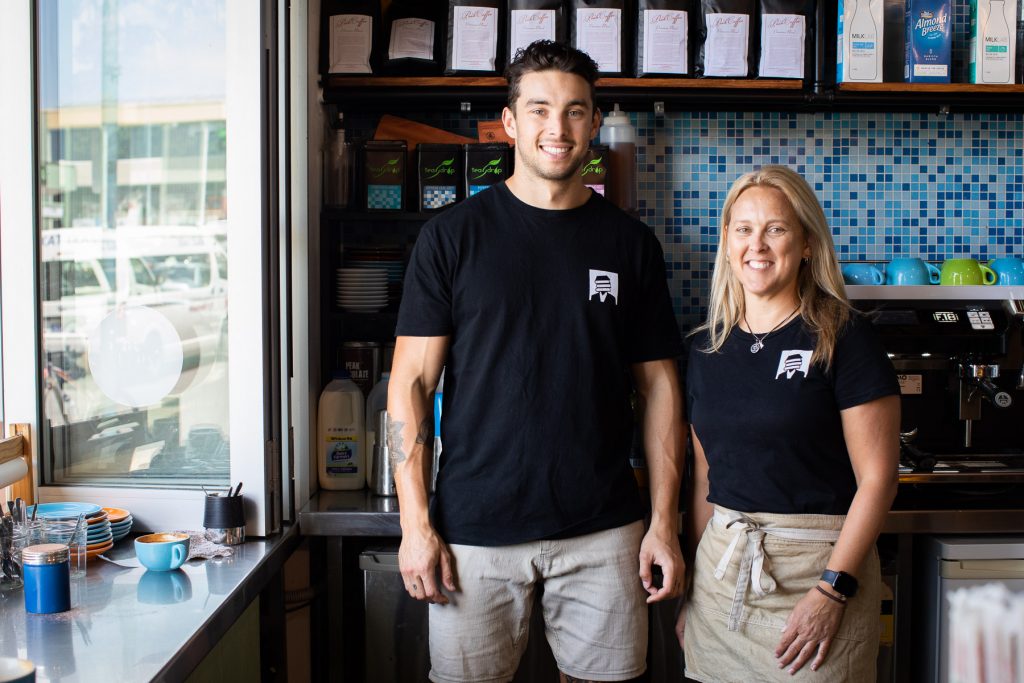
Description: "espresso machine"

(848, 286), (1024, 502)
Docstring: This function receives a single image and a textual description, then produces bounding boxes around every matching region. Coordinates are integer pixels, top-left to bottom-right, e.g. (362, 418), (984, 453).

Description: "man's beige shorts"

(428, 521), (648, 683)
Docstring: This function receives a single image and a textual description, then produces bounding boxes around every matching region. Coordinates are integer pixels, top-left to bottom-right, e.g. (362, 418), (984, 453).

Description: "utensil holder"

(203, 495), (245, 546)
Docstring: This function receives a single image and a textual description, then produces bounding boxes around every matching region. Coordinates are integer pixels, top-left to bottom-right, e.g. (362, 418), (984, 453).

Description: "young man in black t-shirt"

(387, 41), (686, 683)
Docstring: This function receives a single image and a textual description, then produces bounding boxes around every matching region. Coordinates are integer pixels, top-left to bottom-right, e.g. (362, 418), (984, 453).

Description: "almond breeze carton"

(838, 0), (884, 82)
(906, 0), (952, 82)
(969, 0), (1018, 83)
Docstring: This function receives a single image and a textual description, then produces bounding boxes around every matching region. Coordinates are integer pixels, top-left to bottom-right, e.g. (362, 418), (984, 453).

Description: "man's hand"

(399, 525), (457, 604)
(638, 526), (685, 603)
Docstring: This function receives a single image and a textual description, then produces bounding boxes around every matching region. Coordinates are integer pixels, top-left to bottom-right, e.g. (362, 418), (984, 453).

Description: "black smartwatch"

(820, 569), (859, 598)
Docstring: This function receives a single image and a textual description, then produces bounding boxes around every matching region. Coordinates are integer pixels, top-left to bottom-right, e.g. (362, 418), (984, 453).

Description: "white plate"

(338, 298), (388, 305)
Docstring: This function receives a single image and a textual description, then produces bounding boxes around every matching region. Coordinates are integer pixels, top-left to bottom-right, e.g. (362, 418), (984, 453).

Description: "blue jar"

(22, 543), (71, 614)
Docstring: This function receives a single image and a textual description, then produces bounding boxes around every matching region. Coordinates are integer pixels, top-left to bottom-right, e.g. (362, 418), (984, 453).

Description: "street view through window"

(37, 0), (230, 486)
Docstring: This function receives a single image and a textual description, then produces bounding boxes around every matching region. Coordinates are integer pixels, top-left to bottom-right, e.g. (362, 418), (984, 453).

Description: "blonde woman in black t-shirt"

(676, 165), (900, 682)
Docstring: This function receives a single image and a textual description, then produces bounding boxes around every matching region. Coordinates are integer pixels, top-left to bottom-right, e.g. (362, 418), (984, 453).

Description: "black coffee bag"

(636, 0), (693, 76)
(445, 0), (504, 75)
(694, 0), (756, 77)
(508, 0), (567, 63)
(569, 0), (633, 77)
(321, 0), (381, 75)
(756, 0), (814, 78)
(383, 0), (444, 75)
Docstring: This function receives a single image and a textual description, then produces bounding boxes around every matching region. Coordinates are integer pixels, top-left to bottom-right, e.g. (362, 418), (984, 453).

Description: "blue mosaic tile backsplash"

(349, 110), (1024, 326)
(637, 111), (1024, 325)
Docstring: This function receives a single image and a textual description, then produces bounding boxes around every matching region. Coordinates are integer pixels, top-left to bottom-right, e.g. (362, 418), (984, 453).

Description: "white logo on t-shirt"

(776, 349), (812, 379)
(588, 269), (619, 305)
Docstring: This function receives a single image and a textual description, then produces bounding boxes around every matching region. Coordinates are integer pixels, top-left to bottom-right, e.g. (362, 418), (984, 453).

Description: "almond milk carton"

(905, 0), (953, 82)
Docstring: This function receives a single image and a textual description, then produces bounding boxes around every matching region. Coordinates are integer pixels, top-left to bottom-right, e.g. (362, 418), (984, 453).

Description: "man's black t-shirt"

(686, 314), (898, 515)
(396, 182), (683, 546)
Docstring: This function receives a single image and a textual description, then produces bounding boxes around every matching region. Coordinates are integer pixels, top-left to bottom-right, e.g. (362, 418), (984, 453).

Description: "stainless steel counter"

(298, 490), (1024, 536)
(0, 524), (299, 682)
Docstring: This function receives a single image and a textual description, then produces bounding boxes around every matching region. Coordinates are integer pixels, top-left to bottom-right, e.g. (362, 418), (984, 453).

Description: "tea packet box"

(464, 143), (510, 197)
(837, 0), (884, 82)
(362, 140), (407, 212)
(580, 144), (609, 197)
(969, 0), (1018, 83)
(418, 144), (463, 211)
(905, 0), (952, 82)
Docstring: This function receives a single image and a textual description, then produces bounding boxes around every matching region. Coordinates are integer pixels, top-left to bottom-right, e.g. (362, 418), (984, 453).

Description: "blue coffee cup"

(841, 263), (884, 285)
(886, 258), (941, 285)
(989, 257), (1024, 285)
(134, 532), (189, 572)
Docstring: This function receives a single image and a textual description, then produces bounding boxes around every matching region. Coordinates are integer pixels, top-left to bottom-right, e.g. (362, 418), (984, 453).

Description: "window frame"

(1, 0), (282, 536)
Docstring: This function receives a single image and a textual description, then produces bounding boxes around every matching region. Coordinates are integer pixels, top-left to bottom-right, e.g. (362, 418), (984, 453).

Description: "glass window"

(36, 0), (230, 487)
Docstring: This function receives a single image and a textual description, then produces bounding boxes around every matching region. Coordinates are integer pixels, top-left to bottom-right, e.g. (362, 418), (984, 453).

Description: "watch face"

(833, 571), (858, 597)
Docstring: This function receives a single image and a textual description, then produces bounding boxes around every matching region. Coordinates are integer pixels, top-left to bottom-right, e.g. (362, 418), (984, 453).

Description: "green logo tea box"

(463, 143), (510, 197)
(580, 144), (609, 196)
(969, 0), (1018, 83)
(362, 140), (407, 211)
(418, 143), (463, 211)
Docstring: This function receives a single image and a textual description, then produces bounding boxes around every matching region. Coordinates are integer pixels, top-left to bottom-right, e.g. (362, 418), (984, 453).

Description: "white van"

(41, 226), (228, 416)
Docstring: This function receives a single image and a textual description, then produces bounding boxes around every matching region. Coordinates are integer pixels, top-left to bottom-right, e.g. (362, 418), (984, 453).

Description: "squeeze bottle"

(365, 371), (390, 488)
(317, 370), (366, 490)
(599, 104), (637, 213)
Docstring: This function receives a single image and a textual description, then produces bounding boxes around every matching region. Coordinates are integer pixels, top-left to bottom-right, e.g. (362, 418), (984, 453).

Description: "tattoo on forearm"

(415, 416), (434, 445)
(387, 419), (407, 471)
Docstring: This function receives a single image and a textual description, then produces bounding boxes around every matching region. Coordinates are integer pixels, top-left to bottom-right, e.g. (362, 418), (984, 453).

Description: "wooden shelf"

(838, 82), (1024, 94)
(323, 76), (803, 90)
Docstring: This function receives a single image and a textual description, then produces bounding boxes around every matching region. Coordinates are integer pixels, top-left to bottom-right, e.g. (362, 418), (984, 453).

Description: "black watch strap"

(821, 569), (859, 598)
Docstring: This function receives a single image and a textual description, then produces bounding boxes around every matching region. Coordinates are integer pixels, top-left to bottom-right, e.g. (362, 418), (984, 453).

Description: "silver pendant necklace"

(743, 306), (799, 354)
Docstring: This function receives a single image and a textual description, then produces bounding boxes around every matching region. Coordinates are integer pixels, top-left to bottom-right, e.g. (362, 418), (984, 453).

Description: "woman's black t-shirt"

(686, 314), (898, 515)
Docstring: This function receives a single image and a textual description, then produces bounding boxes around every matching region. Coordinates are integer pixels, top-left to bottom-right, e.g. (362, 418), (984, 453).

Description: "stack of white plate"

(337, 267), (388, 313)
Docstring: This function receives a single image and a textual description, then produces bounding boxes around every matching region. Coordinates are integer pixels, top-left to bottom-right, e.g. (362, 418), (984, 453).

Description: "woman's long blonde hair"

(695, 165), (851, 369)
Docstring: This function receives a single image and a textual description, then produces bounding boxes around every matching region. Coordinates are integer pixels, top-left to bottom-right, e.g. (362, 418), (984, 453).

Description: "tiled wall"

(638, 111), (1024, 325)
(349, 109), (1024, 326)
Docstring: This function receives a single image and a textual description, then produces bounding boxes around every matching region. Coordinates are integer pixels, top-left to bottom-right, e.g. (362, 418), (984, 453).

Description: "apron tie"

(712, 509), (842, 632)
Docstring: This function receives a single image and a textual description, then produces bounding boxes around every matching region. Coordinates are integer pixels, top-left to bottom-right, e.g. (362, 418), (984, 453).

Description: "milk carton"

(838, 0), (884, 82)
(906, 0), (952, 82)
(969, 0), (1018, 83)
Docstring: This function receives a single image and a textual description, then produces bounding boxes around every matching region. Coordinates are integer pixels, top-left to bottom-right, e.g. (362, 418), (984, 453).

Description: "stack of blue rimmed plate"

(103, 507), (133, 542)
(86, 510), (113, 551)
(27, 501), (103, 521)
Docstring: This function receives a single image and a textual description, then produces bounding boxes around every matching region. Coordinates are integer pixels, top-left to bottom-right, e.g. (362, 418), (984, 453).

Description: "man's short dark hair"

(504, 40), (599, 112)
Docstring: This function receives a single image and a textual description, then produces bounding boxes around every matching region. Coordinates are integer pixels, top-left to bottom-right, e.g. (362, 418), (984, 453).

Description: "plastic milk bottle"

(318, 370), (366, 490)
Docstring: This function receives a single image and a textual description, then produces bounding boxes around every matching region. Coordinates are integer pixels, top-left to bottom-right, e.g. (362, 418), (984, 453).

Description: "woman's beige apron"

(683, 506), (880, 683)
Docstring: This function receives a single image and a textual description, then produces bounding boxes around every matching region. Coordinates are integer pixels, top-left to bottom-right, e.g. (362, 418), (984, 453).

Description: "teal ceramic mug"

(841, 263), (884, 285)
(134, 532), (189, 572)
(989, 257), (1024, 285)
(886, 257), (941, 285)
(939, 258), (997, 286)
